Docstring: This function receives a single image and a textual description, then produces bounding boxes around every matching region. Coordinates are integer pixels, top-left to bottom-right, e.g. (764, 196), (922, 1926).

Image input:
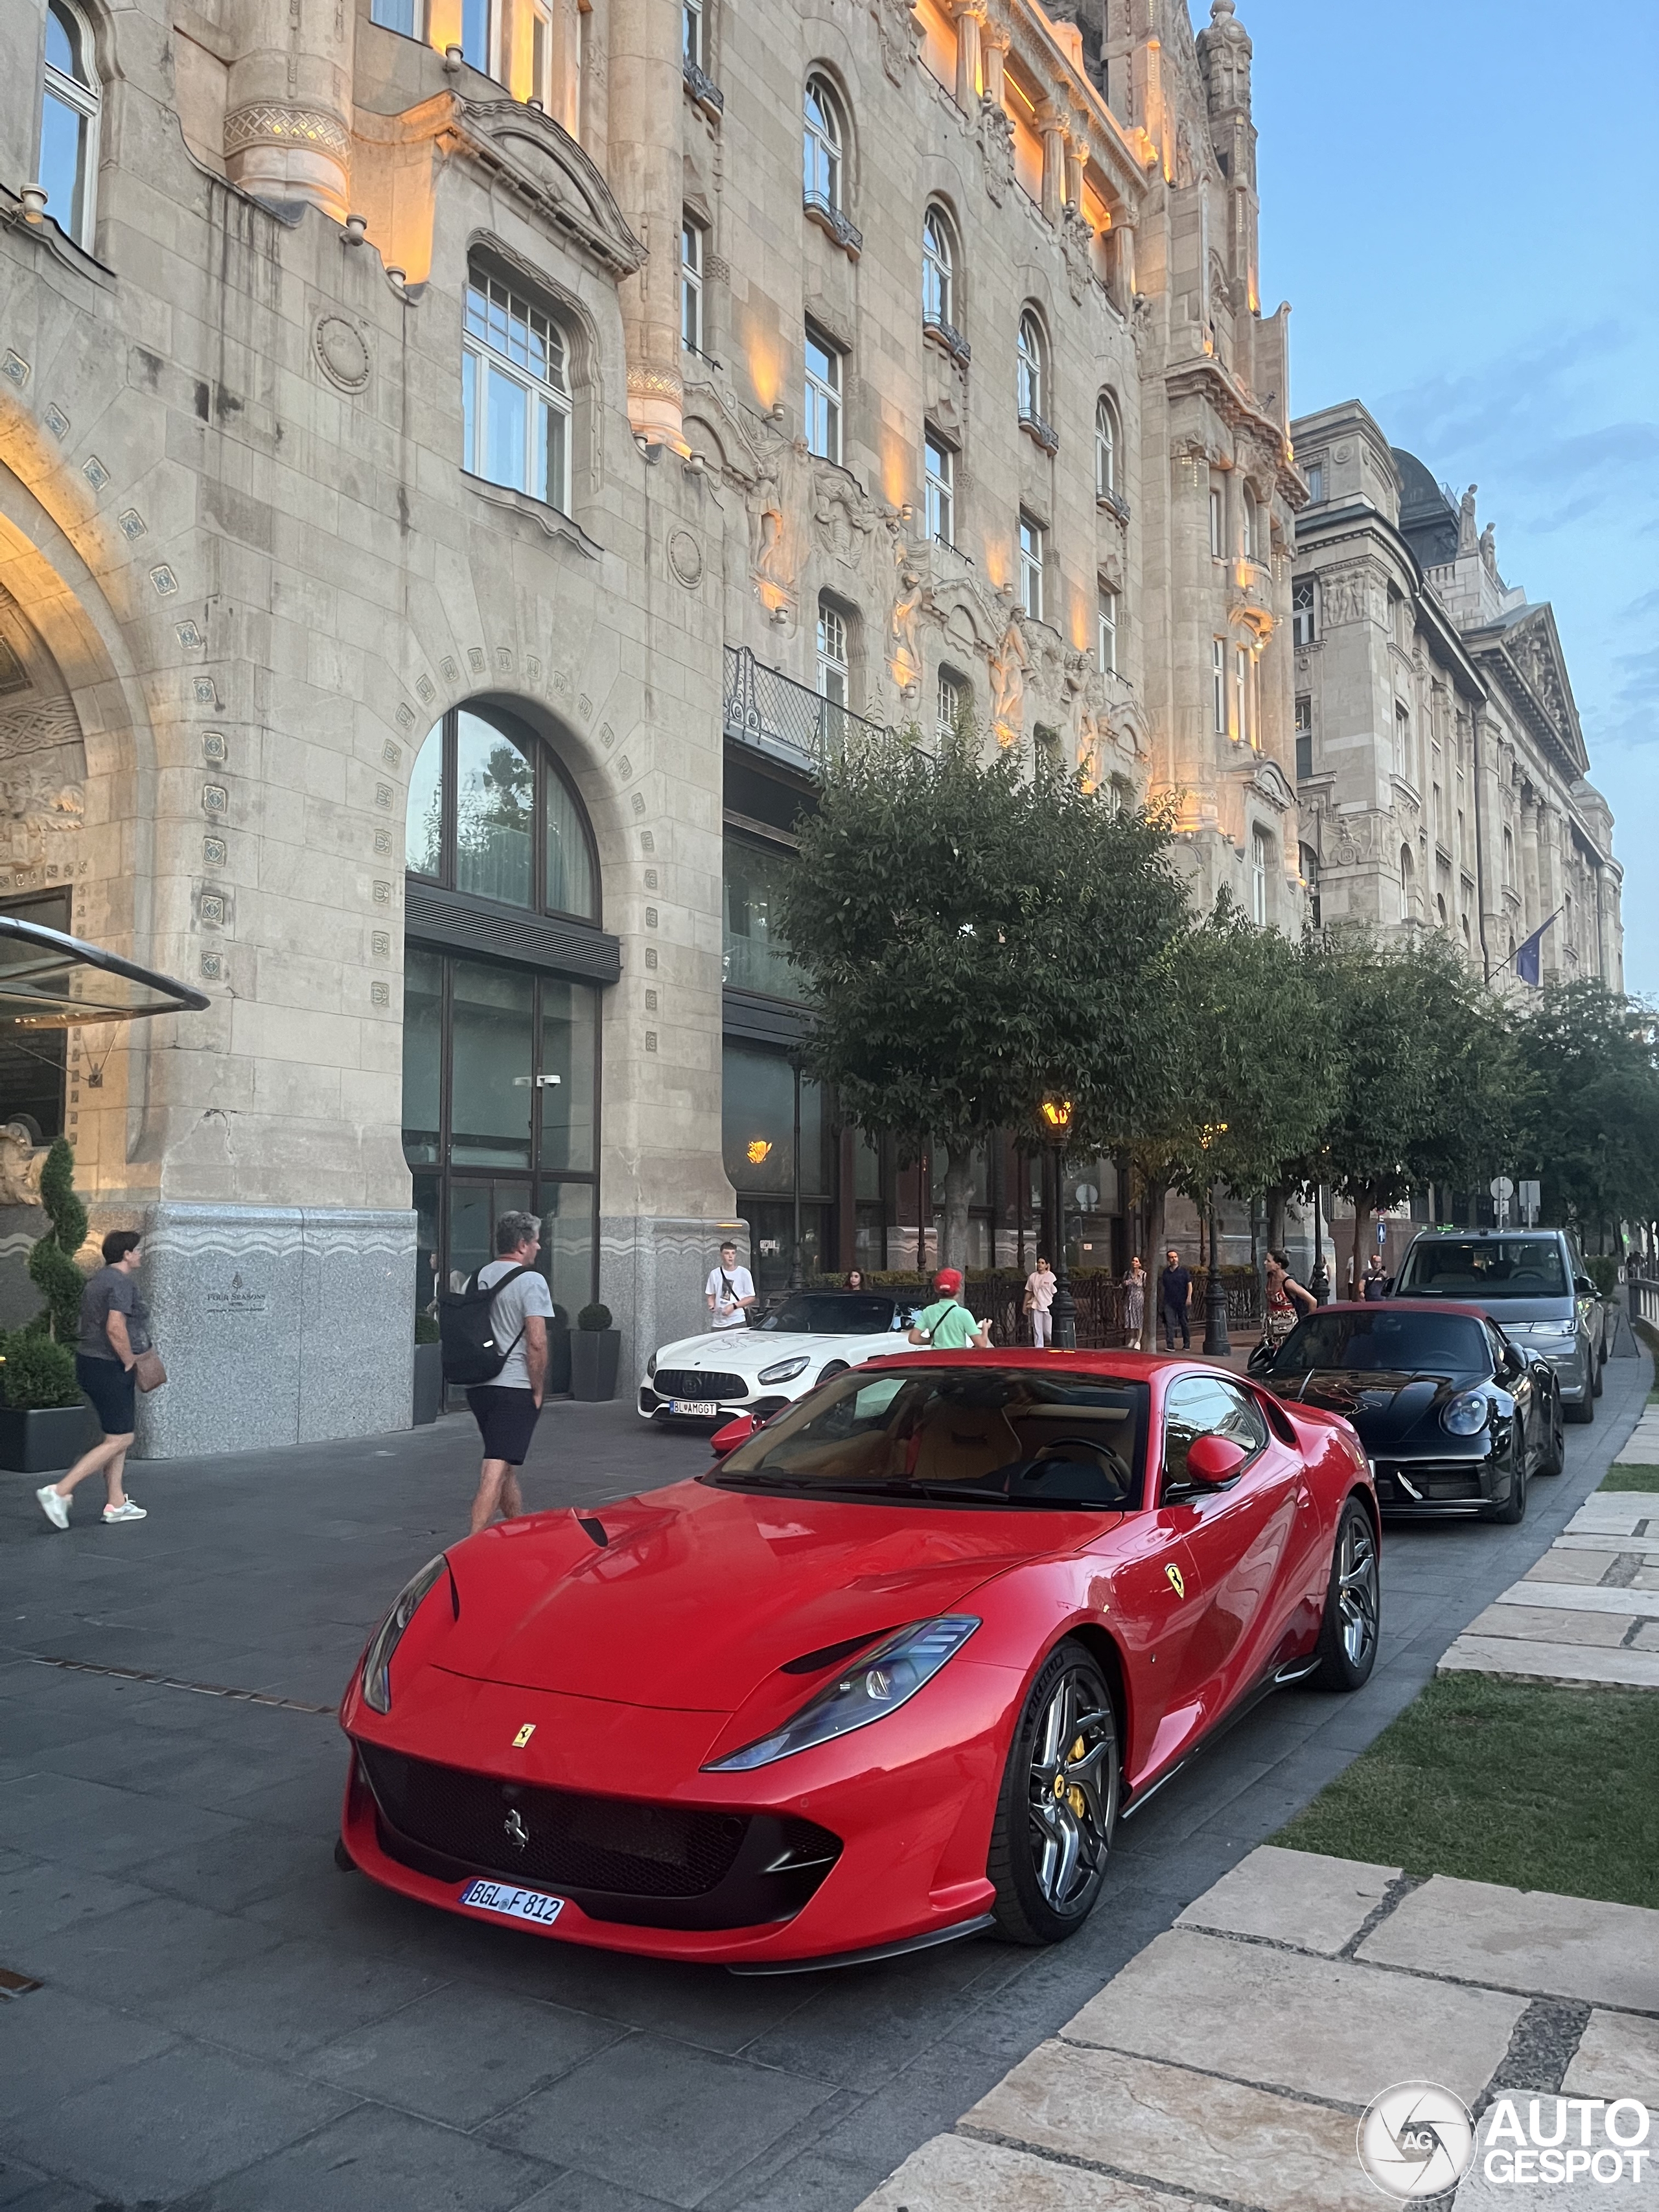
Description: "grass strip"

(1274, 1673), (1659, 1909)
(1598, 1465), (1659, 1493)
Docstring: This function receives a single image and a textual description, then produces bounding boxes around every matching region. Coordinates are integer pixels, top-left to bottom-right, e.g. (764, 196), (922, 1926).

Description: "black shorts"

(467, 1385), (540, 1467)
(78, 1353), (136, 1436)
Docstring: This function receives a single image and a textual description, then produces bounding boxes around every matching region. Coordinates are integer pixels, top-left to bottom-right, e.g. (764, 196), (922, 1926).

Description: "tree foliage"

(1513, 981), (1659, 1229)
(29, 1137), (88, 1344)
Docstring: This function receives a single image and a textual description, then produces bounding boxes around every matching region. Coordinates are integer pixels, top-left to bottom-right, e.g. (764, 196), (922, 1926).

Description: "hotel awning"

(0, 914), (211, 1030)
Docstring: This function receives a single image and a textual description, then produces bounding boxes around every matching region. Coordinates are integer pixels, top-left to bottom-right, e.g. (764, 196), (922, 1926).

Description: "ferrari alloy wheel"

(1311, 1500), (1380, 1692)
(988, 1638), (1119, 1945)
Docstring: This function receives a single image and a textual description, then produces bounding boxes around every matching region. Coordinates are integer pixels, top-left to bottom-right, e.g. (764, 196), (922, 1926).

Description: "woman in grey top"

(37, 1229), (150, 1529)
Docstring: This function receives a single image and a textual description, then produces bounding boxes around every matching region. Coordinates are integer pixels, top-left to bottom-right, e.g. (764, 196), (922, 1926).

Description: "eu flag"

(1513, 911), (1559, 986)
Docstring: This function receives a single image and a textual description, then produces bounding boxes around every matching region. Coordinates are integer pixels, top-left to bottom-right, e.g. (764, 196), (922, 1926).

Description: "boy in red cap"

(909, 1268), (992, 1351)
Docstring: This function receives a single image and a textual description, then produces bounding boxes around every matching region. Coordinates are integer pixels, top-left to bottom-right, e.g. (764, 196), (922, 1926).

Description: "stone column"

(1039, 105), (1067, 224)
(953, 1), (984, 110)
(1063, 118), (1087, 211)
(1113, 211), (1137, 303)
(609, 0), (684, 444)
(222, 0), (354, 222)
(980, 20), (1008, 108)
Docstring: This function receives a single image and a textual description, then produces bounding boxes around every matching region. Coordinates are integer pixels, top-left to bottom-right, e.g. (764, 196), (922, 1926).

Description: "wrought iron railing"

(682, 57), (725, 113)
(1096, 483), (1131, 526)
(804, 192), (863, 255)
(723, 646), (893, 774)
(923, 313), (972, 368)
(1019, 408), (1060, 456)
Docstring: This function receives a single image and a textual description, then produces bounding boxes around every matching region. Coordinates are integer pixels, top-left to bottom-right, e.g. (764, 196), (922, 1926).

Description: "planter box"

(546, 1319), (572, 1398)
(570, 1329), (620, 1403)
(0, 1401), (97, 1473)
(412, 1341), (443, 1427)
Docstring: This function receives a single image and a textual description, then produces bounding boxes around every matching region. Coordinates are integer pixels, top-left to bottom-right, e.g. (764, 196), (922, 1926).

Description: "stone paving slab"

(1062, 1926), (1523, 2108)
(1561, 2009), (1659, 2104)
(1174, 1841), (1398, 1955)
(1467, 1601), (1637, 1646)
(1357, 1875), (1659, 2012)
(1522, 1546), (1627, 1584)
(854, 2130), (1190, 2212)
(963, 2041), (1380, 2212)
(1496, 1580), (1659, 1618)
(1566, 1497), (1659, 1537)
(1554, 1531), (1659, 1555)
(1438, 1635), (1659, 1689)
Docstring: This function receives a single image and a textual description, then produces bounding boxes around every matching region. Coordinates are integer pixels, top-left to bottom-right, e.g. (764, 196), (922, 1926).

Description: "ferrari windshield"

(712, 1366), (1148, 1509)
(1394, 1237), (1568, 1299)
(1270, 1310), (1489, 1377)
(754, 1295), (910, 1335)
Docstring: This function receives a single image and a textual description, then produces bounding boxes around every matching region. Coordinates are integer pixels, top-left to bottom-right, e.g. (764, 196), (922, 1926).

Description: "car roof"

(1317, 1299), (1495, 1320)
(858, 1347), (1219, 1379)
(1406, 1228), (1566, 1240)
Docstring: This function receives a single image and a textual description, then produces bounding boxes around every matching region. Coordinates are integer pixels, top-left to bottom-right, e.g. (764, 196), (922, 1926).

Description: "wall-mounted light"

(746, 1139), (773, 1166)
(684, 451), (706, 476)
(385, 266), (407, 289)
(342, 212), (367, 246)
(19, 183), (48, 222)
(443, 43), (464, 71)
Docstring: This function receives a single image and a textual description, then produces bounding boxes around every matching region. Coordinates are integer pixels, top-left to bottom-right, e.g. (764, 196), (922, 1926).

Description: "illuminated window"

(1235, 642), (1255, 747)
(1097, 586), (1118, 675)
(1016, 310), (1045, 425)
(680, 216), (704, 354)
(804, 323), (842, 463)
(463, 268), (572, 513)
(1095, 393), (1120, 498)
(923, 430), (954, 546)
(1211, 638), (1227, 734)
(1291, 575), (1317, 648)
(1018, 511), (1045, 622)
(922, 207), (954, 329)
(804, 74), (843, 213)
(38, 0), (99, 248)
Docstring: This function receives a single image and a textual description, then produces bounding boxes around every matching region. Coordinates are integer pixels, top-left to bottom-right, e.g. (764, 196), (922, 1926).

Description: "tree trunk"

(1143, 1183), (1166, 1349)
(941, 1146), (973, 1274)
(1268, 1185), (1287, 1253)
(1350, 1186), (1373, 1298)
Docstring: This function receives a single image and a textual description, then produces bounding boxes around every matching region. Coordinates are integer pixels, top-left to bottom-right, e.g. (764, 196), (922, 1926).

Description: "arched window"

(1399, 842), (1415, 920)
(463, 265), (573, 514)
(804, 74), (843, 213)
(1016, 310), (1046, 426)
(1502, 824), (1515, 889)
(406, 705), (597, 922)
(39, 0), (100, 248)
(1251, 826), (1271, 926)
(1095, 392), (1120, 499)
(922, 207), (954, 331)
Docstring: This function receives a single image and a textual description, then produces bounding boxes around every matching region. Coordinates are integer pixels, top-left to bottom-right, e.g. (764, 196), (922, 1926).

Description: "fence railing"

(790, 1267), (1262, 1349)
(723, 646), (894, 776)
(1630, 1272), (1659, 1333)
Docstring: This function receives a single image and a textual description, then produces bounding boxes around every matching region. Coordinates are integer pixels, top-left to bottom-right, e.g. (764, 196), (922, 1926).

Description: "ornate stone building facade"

(1289, 400), (1622, 990)
(0, 0), (1306, 1449)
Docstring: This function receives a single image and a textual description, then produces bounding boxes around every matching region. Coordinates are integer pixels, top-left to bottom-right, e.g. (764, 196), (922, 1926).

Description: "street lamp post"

(1040, 1098), (1077, 1351)
(1310, 1182), (1330, 1305)
(1203, 1182), (1231, 1356)
(789, 1062), (804, 1292)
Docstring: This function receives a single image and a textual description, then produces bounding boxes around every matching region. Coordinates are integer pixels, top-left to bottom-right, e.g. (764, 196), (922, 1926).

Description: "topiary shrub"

(28, 1137), (89, 1347)
(1584, 1253), (1621, 1301)
(577, 1302), (613, 1333)
(0, 1327), (79, 1409)
(414, 1310), (440, 1345)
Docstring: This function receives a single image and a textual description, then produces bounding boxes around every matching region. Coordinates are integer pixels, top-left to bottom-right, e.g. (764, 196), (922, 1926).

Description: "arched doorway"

(402, 701), (616, 1336)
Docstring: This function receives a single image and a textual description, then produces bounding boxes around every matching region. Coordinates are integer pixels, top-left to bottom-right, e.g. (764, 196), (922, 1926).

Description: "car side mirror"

(710, 1414), (756, 1458)
(1177, 1434), (1249, 1489)
(1573, 1275), (1596, 1299)
(1246, 1339), (1276, 1375)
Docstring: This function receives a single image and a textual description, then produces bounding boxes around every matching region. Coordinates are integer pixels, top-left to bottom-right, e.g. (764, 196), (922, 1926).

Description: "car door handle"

(1297, 1485), (1314, 1509)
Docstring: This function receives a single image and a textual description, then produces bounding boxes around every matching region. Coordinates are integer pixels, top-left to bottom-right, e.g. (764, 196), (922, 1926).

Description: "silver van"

(1390, 1228), (1603, 1423)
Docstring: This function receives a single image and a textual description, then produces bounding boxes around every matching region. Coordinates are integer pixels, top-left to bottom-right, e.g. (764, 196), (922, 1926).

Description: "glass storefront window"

(449, 960), (534, 1167)
(406, 736), (444, 878)
(539, 979), (595, 1172)
(406, 703), (599, 922)
(546, 767), (594, 920)
(455, 712), (535, 907)
(543, 1180), (597, 1316)
(402, 948), (443, 1165)
(723, 836), (801, 1001)
(724, 1042), (796, 1194)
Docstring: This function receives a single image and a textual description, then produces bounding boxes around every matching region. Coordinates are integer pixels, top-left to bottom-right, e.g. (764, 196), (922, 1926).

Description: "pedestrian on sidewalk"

(37, 1230), (152, 1529)
(909, 1268), (992, 1351)
(1262, 1248), (1316, 1351)
(466, 1211), (554, 1537)
(1362, 1255), (1390, 1301)
(1023, 1255), (1056, 1349)
(1158, 1248), (1192, 1352)
(1122, 1255), (1146, 1345)
(705, 1240), (756, 1331)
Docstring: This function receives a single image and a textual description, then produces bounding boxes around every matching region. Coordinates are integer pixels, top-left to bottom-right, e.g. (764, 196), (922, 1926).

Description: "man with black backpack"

(441, 1210), (555, 1535)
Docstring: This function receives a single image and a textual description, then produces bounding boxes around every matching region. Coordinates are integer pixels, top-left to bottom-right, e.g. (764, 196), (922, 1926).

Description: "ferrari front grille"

(651, 1369), (750, 1402)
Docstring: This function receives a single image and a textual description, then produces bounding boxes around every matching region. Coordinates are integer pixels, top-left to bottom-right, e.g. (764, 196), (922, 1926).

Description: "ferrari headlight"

(758, 1355), (811, 1386)
(704, 1616), (979, 1771)
(360, 1555), (447, 1714)
(1441, 1390), (1490, 1438)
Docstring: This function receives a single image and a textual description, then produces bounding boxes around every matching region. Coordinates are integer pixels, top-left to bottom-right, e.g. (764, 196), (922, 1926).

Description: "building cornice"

(1165, 358), (1300, 504)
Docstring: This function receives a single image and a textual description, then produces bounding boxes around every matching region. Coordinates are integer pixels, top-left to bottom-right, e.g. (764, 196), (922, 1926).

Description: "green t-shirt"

(916, 1296), (980, 1351)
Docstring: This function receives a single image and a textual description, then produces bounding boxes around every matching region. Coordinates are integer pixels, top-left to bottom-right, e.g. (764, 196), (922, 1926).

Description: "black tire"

(1537, 1388), (1565, 1478)
(1566, 1390), (1594, 1426)
(988, 1638), (1119, 1946)
(1592, 1354), (1605, 1399)
(1487, 1447), (1527, 1525)
(333, 1835), (356, 1872)
(816, 1360), (849, 1386)
(1310, 1498), (1380, 1692)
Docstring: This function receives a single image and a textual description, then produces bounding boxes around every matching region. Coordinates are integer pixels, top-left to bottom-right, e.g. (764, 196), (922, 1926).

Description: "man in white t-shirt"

(705, 1240), (756, 1331)
(467, 1211), (556, 1535)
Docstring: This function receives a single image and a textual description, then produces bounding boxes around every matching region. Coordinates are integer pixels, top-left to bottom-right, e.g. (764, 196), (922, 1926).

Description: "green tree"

(774, 730), (1191, 1268)
(1513, 981), (1659, 1232)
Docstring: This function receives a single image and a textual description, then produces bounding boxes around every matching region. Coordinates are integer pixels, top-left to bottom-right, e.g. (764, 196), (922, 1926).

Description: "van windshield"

(1395, 1238), (1568, 1299)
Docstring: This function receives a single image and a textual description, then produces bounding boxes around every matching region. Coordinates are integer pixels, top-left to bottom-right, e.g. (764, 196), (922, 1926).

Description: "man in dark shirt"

(1159, 1248), (1193, 1351)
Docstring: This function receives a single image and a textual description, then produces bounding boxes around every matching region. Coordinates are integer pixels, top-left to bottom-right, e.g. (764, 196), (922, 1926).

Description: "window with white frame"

(804, 74), (844, 213)
(1209, 481), (1225, 559)
(1095, 393), (1121, 500)
(804, 323), (842, 463)
(1300, 842), (1321, 927)
(936, 667), (964, 745)
(1393, 699), (1410, 776)
(817, 600), (849, 708)
(463, 268), (572, 513)
(1291, 574), (1317, 649)
(39, 0), (100, 248)
(680, 215), (704, 355)
(1016, 310), (1045, 425)
(371, 0), (419, 34)
(449, 0), (557, 105)
(922, 207), (954, 330)
(1018, 511), (1045, 622)
(1211, 638), (1227, 734)
(1251, 826), (1271, 926)
(682, 0), (703, 65)
(1242, 489), (1260, 562)
(1097, 585), (1118, 674)
(923, 429), (954, 546)
(1304, 458), (1325, 503)
(1235, 642), (1255, 747)
(1502, 825), (1515, 889)
(1294, 694), (1312, 780)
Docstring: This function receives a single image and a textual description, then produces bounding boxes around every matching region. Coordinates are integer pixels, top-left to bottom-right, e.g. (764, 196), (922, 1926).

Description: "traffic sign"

(1490, 1177), (1514, 1200)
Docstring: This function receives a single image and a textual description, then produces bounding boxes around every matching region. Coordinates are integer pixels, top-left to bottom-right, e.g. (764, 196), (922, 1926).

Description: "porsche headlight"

(360, 1555), (448, 1714)
(758, 1355), (811, 1386)
(704, 1616), (979, 1771)
(1441, 1390), (1490, 1438)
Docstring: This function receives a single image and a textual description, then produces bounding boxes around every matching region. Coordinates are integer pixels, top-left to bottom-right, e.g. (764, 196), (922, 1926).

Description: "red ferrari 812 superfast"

(337, 1351), (1379, 1971)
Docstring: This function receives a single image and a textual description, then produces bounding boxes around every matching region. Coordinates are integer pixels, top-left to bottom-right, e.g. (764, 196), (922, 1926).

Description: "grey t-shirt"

(78, 1265), (149, 1362)
(476, 1260), (555, 1391)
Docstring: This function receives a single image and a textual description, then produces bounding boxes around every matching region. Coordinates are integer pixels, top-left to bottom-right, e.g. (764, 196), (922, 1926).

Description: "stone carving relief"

(459, 102), (646, 277)
(313, 314), (370, 393)
(0, 603), (86, 870)
(890, 553), (923, 701)
(1060, 208), (1095, 305)
(810, 467), (877, 568)
(988, 614), (1030, 747)
(1319, 565), (1369, 628)
(978, 100), (1015, 205)
(871, 0), (924, 85)
(0, 1124), (45, 1206)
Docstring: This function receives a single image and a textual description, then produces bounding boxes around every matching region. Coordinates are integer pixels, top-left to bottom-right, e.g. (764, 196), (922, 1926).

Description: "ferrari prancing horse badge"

(512, 1723), (536, 1748)
(1165, 1564), (1185, 1599)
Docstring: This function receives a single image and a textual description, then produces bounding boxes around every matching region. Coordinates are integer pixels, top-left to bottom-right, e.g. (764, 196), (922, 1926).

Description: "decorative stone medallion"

(314, 315), (371, 393)
(667, 528), (703, 589)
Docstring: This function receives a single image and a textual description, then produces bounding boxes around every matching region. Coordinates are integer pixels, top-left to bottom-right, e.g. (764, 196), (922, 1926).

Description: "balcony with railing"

(682, 56), (725, 114)
(723, 646), (894, 776)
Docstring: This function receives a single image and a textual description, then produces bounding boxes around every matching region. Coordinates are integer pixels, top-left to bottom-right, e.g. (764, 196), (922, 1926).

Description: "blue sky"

(1235, 0), (1658, 997)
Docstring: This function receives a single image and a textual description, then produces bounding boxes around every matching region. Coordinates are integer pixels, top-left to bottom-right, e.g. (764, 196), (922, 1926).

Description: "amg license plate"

(458, 1878), (565, 1927)
(671, 1399), (719, 1417)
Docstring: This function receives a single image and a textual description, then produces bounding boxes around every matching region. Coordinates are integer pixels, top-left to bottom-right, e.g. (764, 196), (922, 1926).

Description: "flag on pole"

(1513, 910), (1560, 987)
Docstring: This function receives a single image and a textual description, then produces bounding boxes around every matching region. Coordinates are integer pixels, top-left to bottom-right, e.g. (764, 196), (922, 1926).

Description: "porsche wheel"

(988, 1639), (1119, 1946)
(1487, 1447), (1527, 1526)
(1310, 1500), (1380, 1692)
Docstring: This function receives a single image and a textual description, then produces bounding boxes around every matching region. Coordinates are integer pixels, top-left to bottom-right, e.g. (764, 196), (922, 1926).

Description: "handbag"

(132, 1349), (167, 1393)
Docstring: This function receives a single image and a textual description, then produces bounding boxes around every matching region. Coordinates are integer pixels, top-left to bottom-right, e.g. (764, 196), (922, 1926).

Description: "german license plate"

(458, 1878), (565, 1927)
(671, 1399), (719, 1417)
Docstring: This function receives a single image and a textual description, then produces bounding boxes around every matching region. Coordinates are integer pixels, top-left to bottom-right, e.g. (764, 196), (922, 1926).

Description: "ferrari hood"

(439, 1481), (1056, 1711)
(1287, 1368), (1474, 1446)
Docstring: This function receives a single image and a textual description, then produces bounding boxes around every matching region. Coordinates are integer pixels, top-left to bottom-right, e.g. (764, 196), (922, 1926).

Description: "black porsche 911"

(1248, 1300), (1564, 1523)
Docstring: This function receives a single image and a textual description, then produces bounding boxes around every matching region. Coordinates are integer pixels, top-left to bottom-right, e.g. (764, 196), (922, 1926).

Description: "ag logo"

(1165, 1563), (1185, 1599)
(1357, 2082), (1475, 2198)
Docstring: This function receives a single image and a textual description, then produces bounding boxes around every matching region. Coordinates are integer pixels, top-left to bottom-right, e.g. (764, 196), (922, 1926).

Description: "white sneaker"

(36, 1485), (69, 1530)
(102, 1499), (146, 1523)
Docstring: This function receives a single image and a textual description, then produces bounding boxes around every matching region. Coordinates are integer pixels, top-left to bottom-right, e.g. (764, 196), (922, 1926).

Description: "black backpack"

(437, 1264), (535, 1386)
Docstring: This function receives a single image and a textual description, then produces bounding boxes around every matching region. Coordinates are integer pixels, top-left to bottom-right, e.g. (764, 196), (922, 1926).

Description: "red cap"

(935, 1268), (963, 1294)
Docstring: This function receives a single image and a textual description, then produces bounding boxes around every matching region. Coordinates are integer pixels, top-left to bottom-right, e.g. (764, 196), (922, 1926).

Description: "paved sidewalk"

(859, 1846), (1659, 2211)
